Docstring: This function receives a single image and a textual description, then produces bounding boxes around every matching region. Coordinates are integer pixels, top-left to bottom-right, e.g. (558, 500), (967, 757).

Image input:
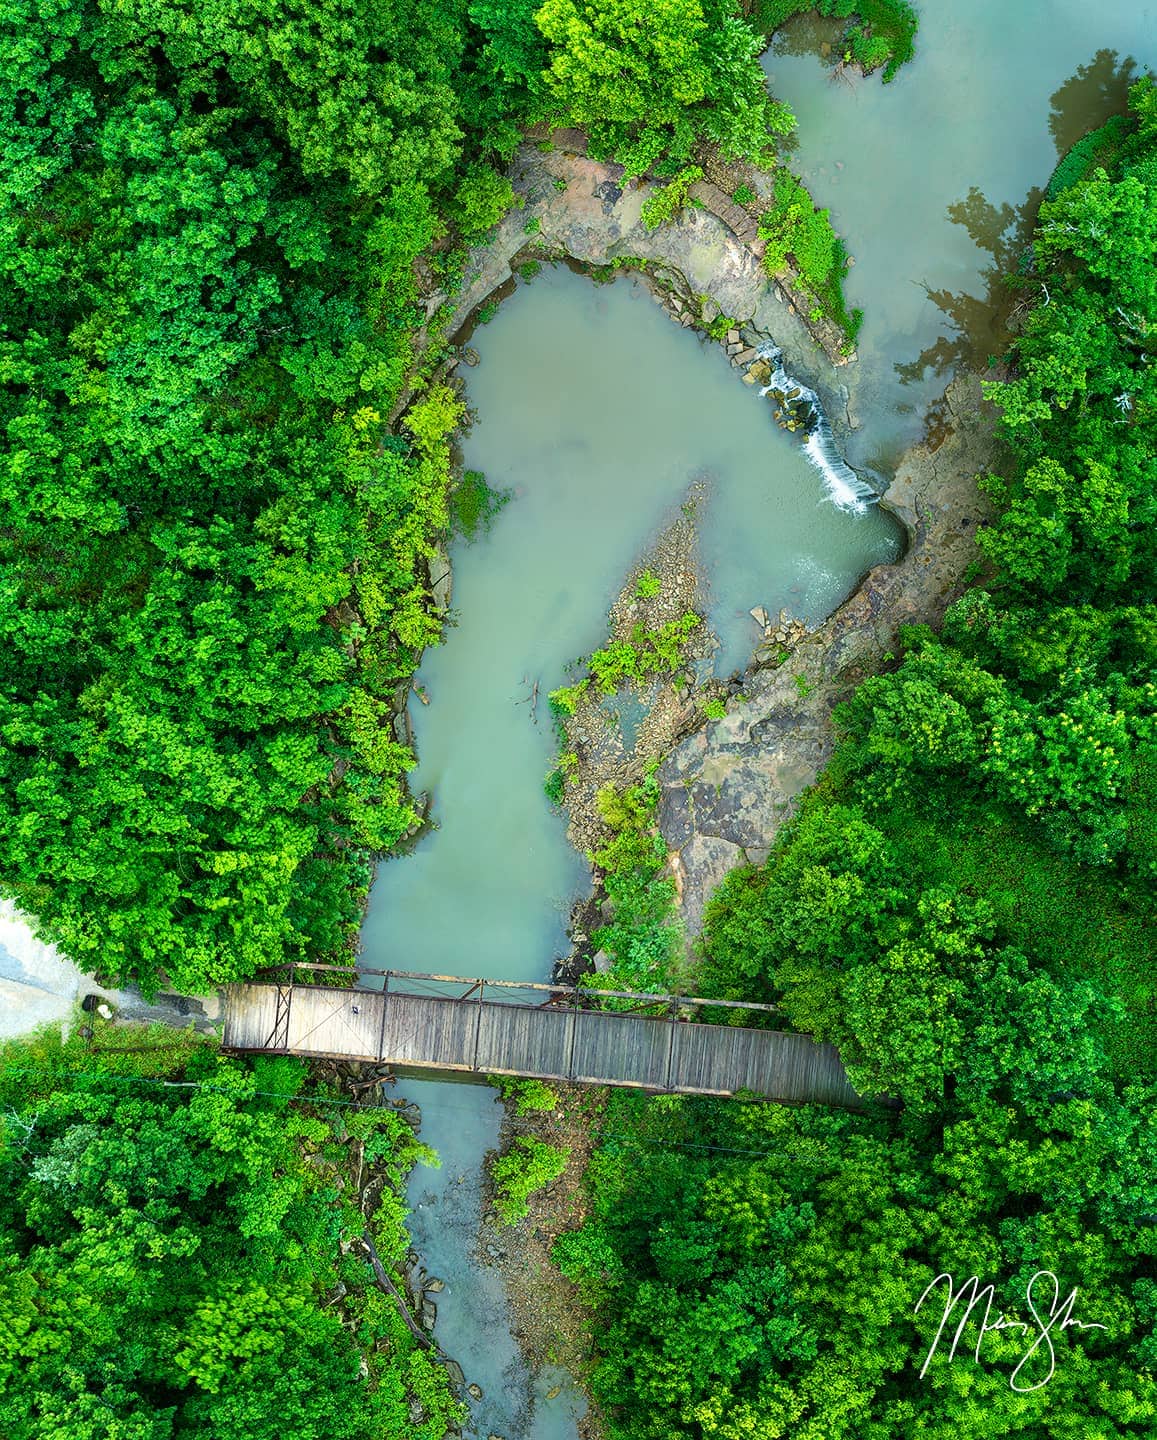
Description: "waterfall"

(755, 343), (880, 514)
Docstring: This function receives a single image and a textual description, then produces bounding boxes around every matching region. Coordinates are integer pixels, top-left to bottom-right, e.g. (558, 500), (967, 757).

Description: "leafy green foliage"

(548, 613), (701, 716)
(558, 1086), (1156, 1440)
(754, 0), (918, 82)
(0, 1033), (459, 1440)
(536, 0), (794, 175)
(1044, 113), (1132, 199)
(490, 1075), (559, 1114)
(0, 0), (541, 993)
(758, 170), (855, 333)
(449, 469), (512, 542)
(640, 165), (704, 229)
(449, 163), (518, 238)
(490, 1136), (569, 1224)
(586, 779), (683, 994)
(590, 614), (702, 692)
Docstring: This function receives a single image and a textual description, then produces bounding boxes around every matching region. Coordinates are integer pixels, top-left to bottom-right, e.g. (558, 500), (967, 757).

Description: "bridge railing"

(254, 960), (780, 1020)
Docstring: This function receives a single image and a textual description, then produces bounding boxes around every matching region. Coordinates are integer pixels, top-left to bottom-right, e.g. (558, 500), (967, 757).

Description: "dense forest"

(0, 1026), (461, 1440)
(0, 5), (919, 1438)
(0, 0), (875, 996)
(555, 80), (1157, 1439)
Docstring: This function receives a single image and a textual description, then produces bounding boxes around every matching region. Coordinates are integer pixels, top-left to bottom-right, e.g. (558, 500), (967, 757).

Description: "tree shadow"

(895, 49), (1138, 395)
(894, 184), (1043, 387)
(1048, 48), (1138, 155)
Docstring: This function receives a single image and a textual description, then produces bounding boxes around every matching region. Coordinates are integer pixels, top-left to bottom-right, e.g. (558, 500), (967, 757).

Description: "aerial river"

(360, 6), (1157, 1436)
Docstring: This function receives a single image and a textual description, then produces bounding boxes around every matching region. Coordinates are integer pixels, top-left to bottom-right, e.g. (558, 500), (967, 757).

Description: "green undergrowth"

(551, 1078), (1157, 1440)
(549, 613), (702, 718)
(640, 165), (705, 230)
(490, 1136), (570, 1225)
(449, 469), (512, 542)
(545, 612), (701, 805)
(489, 1074), (560, 1114)
(582, 776), (684, 1000)
(1044, 112), (1133, 199)
(879, 794), (1157, 1074)
(759, 170), (862, 342)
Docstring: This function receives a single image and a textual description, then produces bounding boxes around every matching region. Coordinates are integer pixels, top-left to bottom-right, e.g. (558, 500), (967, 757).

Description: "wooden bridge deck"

(223, 969), (863, 1108)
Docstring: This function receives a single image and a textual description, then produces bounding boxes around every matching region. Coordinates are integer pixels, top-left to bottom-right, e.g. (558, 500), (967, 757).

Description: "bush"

(450, 163), (516, 238)
(640, 165), (704, 230)
(449, 470), (511, 541)
(758, 169), (855, 335)
(491, 1137), (570, 1224)
(753, 1), (918, 82)
(491, 1075), (559, 1114)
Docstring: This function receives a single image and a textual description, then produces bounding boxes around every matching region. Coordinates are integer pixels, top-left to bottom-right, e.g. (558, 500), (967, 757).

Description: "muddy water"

(359, 265), (898, 1439)
(764, 1), (1157, 471)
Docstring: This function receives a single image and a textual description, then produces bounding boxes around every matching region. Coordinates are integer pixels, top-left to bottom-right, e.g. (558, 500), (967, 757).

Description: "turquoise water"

(359, 266), (899, 1439)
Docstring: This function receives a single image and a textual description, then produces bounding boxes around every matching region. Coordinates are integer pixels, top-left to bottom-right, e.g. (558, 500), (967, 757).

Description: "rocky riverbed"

(414, 135), (1006, 980)
(656, 371), (1003, 936)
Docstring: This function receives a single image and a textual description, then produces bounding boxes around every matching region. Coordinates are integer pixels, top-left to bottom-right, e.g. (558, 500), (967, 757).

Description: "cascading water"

(755, 342), (882, 514)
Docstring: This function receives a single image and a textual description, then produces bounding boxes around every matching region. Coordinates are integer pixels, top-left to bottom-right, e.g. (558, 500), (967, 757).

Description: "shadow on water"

(894, 50), (1142, 404)
(893, 185), (1043, 388)
(1049, 48), (1139, 153)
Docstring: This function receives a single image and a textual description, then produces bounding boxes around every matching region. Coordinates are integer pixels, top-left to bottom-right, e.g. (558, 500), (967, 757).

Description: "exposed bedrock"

(658, 373), (1004, 936)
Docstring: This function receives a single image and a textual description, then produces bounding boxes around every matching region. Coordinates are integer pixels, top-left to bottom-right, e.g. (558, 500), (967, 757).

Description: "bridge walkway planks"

(223, 971), (863, 1109)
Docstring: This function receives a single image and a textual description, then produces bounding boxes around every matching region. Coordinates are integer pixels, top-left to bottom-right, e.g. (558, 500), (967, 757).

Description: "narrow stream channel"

(359, 267), (897, 1438)
(359, 8), (1157, 1431)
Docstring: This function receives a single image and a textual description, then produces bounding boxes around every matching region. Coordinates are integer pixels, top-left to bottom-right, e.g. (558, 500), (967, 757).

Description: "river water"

(361, 9), (1157, 1437)
(359, 267), (897, 1438)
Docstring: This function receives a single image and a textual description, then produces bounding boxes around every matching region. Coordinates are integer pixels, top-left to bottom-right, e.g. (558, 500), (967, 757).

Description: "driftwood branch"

(515, 675), (539, 723)
(359, 1230), (432, 1349)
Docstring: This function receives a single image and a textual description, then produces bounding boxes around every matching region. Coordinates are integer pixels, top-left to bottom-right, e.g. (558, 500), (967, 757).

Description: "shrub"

(491, 1137), (569, 1224)
(450, 470), (511, 541)
(451, 163), (516, 238)
(491, 1075), (559, 1113)
(640, 165), (704, 230)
